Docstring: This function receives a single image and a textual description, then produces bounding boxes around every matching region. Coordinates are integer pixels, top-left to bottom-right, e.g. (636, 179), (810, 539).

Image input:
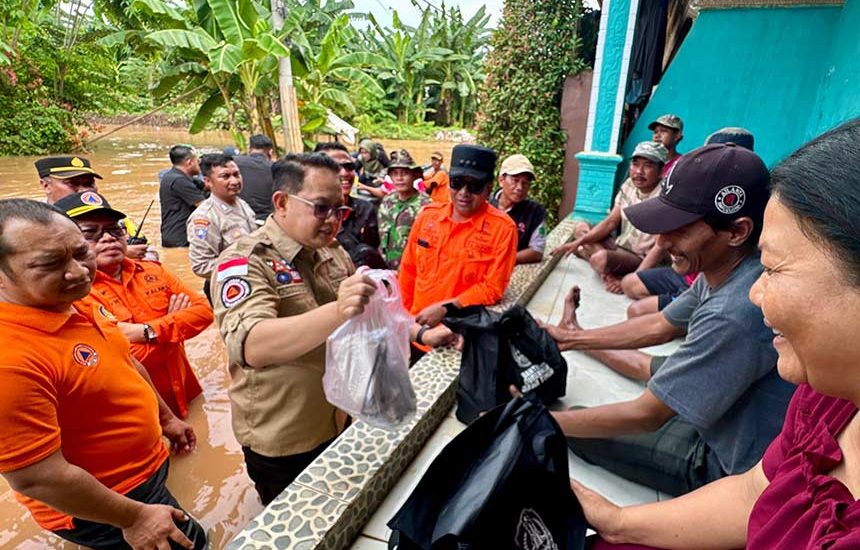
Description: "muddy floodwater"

(0, 126), (458, 548)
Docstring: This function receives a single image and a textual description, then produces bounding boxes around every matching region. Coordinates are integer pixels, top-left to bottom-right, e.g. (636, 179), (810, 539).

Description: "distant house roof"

(694, 0), (842, 8)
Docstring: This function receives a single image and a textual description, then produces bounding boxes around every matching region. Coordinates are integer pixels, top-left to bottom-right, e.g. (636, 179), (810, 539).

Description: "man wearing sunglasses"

(315, 142), (384, 268)
(399, 144), (519, 346)
(55, 191), (213, 420)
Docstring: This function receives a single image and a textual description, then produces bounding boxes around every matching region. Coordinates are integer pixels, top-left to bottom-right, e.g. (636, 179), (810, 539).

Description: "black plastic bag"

(443, 304), (567, 424)
(388, 398), (588, 550)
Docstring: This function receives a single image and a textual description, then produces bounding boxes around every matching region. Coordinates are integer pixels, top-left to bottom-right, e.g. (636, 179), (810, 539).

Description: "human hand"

(336, 272), (376, 320)
(569, 479), (625, 543)
(421, 324), (459, 348)
(121, 503), (193, 549)
(551, 239), (581, 258)
(415, 302), (448, 327)
(603, 274), (623, 294)
(161, 416), (197, 455)
(168, 293), (192, 313)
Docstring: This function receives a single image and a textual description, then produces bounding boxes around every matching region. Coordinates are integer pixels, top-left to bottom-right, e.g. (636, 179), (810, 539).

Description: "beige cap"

(499, 154), (535, 177)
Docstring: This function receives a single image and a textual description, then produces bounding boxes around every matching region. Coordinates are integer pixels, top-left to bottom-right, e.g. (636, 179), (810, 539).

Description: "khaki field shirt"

(212, 217), (354, 457)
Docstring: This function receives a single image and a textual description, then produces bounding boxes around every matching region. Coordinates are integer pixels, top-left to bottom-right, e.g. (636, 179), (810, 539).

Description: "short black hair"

(169, 144), (195, 166)
(771, 118), (860, 285)
(271, 153), (340, 195)
(200, 153), (235, 178)
(249, 134), (274, 151)
(0, 199), (66, 276)
(313, 142), (349, 154)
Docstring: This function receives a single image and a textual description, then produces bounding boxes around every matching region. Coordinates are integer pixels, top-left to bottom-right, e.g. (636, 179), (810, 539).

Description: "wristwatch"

(142, 323), (157, 342)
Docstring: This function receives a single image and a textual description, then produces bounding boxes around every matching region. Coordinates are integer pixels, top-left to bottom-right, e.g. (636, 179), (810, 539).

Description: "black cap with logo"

(624, 143), (770, 234)
(54, 191), (126, 221)
(35, 156), (103, 179)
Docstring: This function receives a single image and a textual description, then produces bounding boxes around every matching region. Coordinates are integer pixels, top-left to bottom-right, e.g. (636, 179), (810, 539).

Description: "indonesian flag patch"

(216, 257), (249, 282)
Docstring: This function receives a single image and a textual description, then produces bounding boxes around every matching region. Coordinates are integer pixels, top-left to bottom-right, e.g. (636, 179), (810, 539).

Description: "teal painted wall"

(591, 0), (635, 152)
(809, 0), (860, 138)
(620, 5), (852, 168)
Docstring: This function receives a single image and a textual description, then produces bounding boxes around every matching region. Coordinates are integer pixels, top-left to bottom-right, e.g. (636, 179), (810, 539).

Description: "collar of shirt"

(0, 301), (85, 334)
(93, 258), (142, 288)
(262, 216), (306, 263)
(210, 194), (241, 213)
(443, 200), (490, 227)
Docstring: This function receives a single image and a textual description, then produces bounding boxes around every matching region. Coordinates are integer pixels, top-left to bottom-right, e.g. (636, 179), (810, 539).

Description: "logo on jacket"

(73, 343), (100, 367)
(515, 508), (558, 550)
(221, 277), (251, 308)
(97, 305), (117, 322)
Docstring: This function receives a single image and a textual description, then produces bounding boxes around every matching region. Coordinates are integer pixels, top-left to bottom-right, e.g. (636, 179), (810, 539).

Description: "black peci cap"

(449, 144), (497, 181)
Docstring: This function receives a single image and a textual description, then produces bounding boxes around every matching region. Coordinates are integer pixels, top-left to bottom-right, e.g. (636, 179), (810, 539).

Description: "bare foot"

(560, 286), (582, 330)
(603, 275), (623, 294)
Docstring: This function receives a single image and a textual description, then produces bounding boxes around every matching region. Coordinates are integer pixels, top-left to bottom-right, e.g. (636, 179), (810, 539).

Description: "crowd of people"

(1, 114), (859, 549)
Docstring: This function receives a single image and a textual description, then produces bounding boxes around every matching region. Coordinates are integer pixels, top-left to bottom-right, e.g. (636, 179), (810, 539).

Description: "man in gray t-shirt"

(546, 144), (795, 496)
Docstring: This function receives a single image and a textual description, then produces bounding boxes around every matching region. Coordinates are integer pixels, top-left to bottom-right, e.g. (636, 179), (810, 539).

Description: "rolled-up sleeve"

(456, 222), (518, 307)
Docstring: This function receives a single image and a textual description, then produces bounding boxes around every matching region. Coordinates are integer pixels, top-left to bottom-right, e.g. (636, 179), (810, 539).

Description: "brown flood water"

(0, 126), (458, 549)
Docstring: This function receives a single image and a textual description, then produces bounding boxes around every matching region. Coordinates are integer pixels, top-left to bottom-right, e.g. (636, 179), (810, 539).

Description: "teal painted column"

(572, 0), (639, 222)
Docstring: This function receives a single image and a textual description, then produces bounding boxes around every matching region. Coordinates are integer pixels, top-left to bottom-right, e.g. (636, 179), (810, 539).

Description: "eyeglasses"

(339, 161), (357, 172)
(288, 194), (352, 221)
(79, 223), (126, 242)
(450, 176), (488, 195)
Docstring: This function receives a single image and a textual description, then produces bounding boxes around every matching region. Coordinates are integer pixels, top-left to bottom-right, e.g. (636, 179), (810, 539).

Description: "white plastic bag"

(324, 269), (416, 429)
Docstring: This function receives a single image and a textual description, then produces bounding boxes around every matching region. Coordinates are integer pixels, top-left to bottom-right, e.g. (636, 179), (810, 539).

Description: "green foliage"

(478, 0), (588, 227)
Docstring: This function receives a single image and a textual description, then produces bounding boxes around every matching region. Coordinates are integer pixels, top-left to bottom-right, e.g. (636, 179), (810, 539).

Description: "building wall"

(620, 5), (849, 168)
(809, 0), (860, 138)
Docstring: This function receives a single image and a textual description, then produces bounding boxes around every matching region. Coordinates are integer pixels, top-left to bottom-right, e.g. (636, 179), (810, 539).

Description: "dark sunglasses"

(289, 194), (352, 221)
(450, 176), (488, 194)
(339, 161), (357, 172)
(79, 223), (126, 242)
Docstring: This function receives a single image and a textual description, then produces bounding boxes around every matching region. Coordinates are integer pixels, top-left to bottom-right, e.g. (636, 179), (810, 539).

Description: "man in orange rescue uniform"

(399, 144), (518, 355)
(0, 199), (204, 549)
(56, 191), (214, 419)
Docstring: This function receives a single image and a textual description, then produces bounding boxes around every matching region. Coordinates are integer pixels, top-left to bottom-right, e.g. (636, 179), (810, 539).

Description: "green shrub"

(477, 0), (588, 227)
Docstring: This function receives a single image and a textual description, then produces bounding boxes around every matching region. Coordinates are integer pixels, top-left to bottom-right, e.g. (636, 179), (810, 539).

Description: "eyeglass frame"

(449, 175), (490, 195)
(288, 194), (352, 221)
(77, 221), (127, 242)
(338, 161), (357, 172)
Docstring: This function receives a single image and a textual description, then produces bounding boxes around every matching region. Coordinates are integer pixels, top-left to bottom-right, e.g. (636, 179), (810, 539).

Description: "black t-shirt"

(159, 167), (205, 247)
(337, 196), (380, 257)
(490, 192), (547, 252)
(235, 153), (274, 221)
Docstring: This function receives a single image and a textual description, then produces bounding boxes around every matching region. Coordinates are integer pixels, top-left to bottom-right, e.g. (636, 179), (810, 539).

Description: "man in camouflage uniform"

(378, 150), (430, 269)
(187, 153), (257, 300)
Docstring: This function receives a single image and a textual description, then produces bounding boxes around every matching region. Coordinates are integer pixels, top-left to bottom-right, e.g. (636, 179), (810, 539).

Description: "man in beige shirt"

(553, 141), (667, 293)
(187, 153), (257, 301)
(212, 153), (450, 504)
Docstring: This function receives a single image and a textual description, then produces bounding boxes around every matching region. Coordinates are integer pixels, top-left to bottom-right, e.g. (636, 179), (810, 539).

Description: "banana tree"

(284, 10), (390, 140)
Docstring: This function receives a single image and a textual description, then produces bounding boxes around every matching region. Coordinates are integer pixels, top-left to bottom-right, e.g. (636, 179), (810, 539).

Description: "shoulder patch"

(217, 257), (249, 281)
(220, 277), (251, 308)
(97, 304), (117, 322)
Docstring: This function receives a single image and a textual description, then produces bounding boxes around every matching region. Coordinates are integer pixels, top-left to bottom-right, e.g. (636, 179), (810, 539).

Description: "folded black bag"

(387, 397), (588, 550)
(443, 304), (567, 424)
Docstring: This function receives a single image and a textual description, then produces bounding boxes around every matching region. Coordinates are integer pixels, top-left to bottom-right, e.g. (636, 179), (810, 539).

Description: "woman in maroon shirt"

(574, 119), (860, 549)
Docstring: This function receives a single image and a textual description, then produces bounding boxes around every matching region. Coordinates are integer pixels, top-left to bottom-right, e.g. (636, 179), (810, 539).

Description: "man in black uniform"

(235, 134), (275, 222)
(159, 145), (204, 247)
(315, 142), (384, 268)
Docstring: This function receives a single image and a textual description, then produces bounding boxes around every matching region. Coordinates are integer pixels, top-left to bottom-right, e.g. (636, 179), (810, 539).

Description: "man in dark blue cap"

(399, 144), (518, 352)
(543, 143), (795, 496)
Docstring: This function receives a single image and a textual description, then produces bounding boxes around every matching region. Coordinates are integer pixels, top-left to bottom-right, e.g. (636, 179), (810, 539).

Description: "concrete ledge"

(227, 218), (579, 549)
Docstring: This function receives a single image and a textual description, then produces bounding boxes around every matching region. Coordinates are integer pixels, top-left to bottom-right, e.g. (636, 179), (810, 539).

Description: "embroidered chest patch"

(270, 258), (303, 284)
(73, 343), (99, 367)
